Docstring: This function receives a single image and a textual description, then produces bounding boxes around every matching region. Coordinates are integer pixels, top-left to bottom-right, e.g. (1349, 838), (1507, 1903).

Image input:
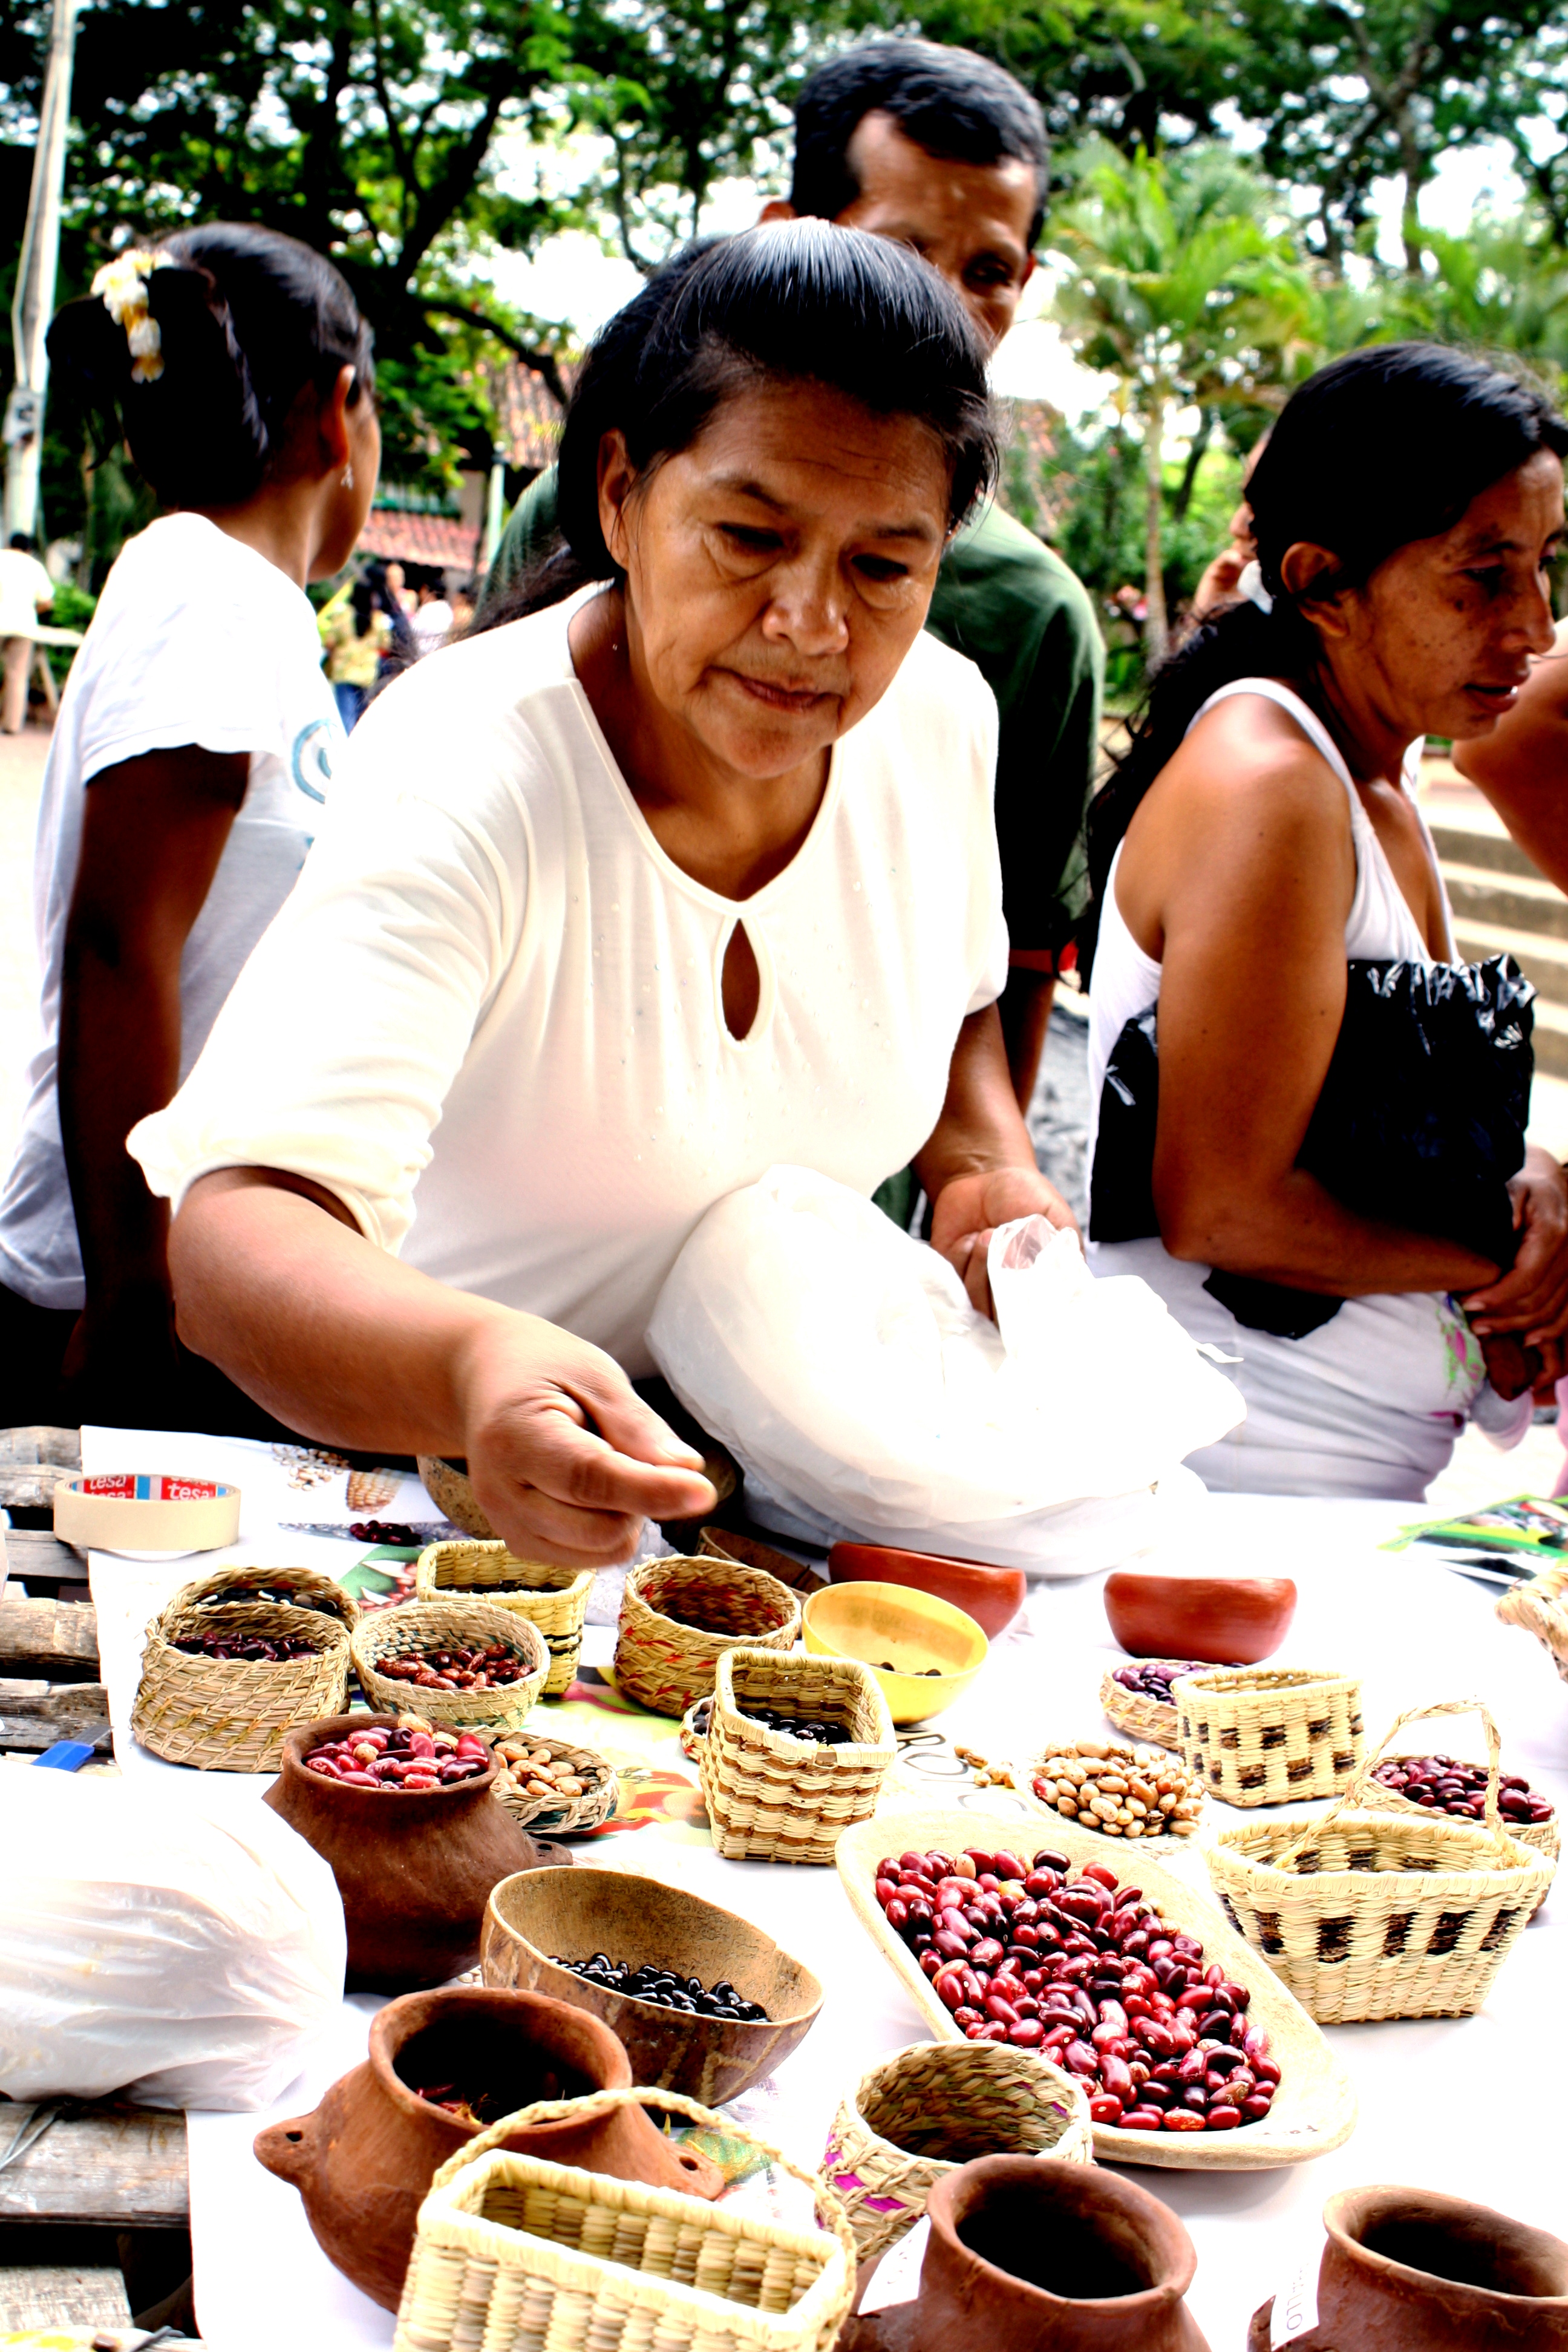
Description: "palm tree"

(1050, 142), (1313, 661)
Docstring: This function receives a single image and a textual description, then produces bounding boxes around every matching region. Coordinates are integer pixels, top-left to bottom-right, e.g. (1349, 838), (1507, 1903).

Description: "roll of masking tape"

(53, 1473), (241, 1557)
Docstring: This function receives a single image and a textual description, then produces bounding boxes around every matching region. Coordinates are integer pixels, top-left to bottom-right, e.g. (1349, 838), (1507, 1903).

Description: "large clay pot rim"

(367, 1985), (632, 2135)
(1325, 2186), (1568, 2306)
(929, 2155), (1198, 2308)
(278, 1712), (503, 1803)
(830, 1541), (1022, 1578)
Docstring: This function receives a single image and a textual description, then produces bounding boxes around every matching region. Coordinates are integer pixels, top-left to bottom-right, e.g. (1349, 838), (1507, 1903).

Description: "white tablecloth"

(82, 1429), (1568, 2350)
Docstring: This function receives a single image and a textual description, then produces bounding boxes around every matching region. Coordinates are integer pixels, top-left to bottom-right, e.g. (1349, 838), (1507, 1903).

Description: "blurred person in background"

(412, 571), (454, 653)
(0, 223), (378, 1429)
(321, 570), (391, 728)
(0, 532), (55, 733)
(484, 39), (1103, 1146)
(1186, 427), (1270, 626)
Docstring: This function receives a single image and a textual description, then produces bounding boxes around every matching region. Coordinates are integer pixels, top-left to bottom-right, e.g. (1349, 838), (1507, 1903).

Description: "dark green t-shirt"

(484, 469), (1103, 955)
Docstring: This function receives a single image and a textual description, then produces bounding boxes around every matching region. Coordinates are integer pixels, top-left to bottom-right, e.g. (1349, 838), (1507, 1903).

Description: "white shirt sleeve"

(128, 682), (534, 1249)
(962, 670), (1009, 1014)
(77, 579), (301, 783)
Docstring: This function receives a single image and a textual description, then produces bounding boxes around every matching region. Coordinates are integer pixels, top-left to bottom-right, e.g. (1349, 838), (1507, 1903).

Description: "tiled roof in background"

(358, 511), (482, 570)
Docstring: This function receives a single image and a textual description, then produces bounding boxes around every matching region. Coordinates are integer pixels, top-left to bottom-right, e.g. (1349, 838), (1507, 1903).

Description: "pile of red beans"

(1371, 1753), (1554, 1826)
(875, 1842), (1279, 2134)
(305, 1723), (489, 1789)
(373, 1640), (526, 1692)
(174, 1628), (321, 1663)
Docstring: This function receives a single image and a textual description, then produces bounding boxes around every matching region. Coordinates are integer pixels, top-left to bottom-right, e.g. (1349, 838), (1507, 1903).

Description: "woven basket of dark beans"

(695, 1644), (898, 1866)
(132, 1595), (351, 1772)
(1365, 1740), (1558, 1910)
(1100, 1659), (1240, 1751)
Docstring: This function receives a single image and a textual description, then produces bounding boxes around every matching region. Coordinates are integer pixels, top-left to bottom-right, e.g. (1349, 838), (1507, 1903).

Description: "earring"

(341, 463), (354, 490)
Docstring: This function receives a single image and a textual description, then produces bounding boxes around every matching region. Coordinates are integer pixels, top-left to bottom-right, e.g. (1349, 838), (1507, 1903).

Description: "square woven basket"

(1203, 1697), (1553, 2021)
(696, 1646), (896, 1863)
(415, 1538), (593, 1696)
(613, 1555), (802, 1717)
(1173, 1665), (1363, 1806)
(393, 2088), (855, 2352)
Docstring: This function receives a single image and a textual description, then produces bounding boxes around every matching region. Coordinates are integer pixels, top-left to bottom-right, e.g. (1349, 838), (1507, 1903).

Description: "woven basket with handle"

(1173, 1664), (1362, 1806)
(393, 2086), (856, 2352)
(1203, 1696), (1553, 2022)
(820, 2039), (1094, 2264)
(132, 1596), (350, 1771)
(1359, 1696), (1560, 1907)
(695, 1646), (896, 1864)
(415, 1538), (593, 1696)
(1497, 1561), (1568, 1687)
(613, 1556), (801, 1717)
(352, 1598), (548, 1734)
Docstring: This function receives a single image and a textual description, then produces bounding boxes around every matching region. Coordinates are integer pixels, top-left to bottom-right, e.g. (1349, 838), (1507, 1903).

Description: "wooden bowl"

(803, 1582), (987, 1723)
(828, 1542), (1027, 1638)
(1103, 1570), (1297, 1666)
(480, 1866), (824, 2103)
(836, 1806), (1357, 2175)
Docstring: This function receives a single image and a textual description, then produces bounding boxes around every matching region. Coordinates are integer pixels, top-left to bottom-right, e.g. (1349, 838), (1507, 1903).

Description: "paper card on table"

(1269, 2239), (1322, 2347)
(858, 2216), (930, 2315)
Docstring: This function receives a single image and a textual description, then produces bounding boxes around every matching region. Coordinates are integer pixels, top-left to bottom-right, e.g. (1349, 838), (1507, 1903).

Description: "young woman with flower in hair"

(0, 225), (379, 1428)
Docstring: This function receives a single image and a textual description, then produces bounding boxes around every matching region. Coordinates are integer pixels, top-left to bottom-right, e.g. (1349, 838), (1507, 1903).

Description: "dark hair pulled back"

(47, 222), (374, 510)
(477, 219), (996, 628)
(1085, 341), (1568, 976)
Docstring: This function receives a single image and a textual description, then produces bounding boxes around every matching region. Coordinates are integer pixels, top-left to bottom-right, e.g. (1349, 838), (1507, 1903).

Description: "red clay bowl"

(829, 1543), (1027, 1638)
(1103, 1571), (1297, 1667)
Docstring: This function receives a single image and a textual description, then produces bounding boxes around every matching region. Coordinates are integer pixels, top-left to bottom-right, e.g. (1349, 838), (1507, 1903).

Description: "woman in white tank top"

(1085, 344), (1568, 1500)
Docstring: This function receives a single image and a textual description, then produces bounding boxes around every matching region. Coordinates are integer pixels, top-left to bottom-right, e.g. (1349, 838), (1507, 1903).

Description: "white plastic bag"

(0, 1773), (346, 2109)
(647, 1166), (1243, 1575)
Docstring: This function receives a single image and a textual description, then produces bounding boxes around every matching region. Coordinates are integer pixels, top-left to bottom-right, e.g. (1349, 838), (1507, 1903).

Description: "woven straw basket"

(1099, 1670), (1182, 1751)
(1204, 1697), (1553, 2022)
(491, 1733), (619, 1835)
(696, 1647), (896, 1864)
(393, 2086), (856, 2352)
(416, 1538), (593, 1696)
(1174, 1665), (1362, 1806)
(1497, 1561), (1568, 1687)
(132, 1596), (350, 1772)
(613, 1556), (801, 1717)
(820, 2040), (1094, 2264)
(1356, 1697), (1560, 1920)
(171, 1559), (359, 1630)
(353, 1598), (549, 1734)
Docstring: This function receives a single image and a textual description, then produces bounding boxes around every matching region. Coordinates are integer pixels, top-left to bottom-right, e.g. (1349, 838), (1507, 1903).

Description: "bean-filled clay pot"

(254, 1986), (723, 2311)
(828, 1543), (1027, 1639)
(263, 1713), (572, 1991)
(1103, 1570), (1296, 1665)
(1247, 2184), (1568, 2351)
(840, 2154), (1210, 2352)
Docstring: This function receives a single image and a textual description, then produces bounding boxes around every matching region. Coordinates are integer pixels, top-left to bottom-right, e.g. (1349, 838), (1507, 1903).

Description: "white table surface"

(81, 1428), (1568, 2351)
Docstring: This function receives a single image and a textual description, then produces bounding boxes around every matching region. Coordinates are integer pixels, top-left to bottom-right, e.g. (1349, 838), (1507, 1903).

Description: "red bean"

(1121, 2108), (1165, 2131)
(1206, 2106), (1241, 2130)
(1007, 2017), (1045, 2049)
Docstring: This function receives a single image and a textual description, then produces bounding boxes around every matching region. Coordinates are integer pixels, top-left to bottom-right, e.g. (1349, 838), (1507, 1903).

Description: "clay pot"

(255, 1985), (723, 2311)
(263, 1714), (572, 1991)
(1247, 2184), (1568, 2351)
(1103, 1570), (1296, 1665)
(841, 2155), (1209, 2351)
(829, 1543), (1027, 1638)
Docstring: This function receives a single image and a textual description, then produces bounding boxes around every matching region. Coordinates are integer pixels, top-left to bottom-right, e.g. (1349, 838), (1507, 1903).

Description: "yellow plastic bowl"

(801, 1579), (987, 1723)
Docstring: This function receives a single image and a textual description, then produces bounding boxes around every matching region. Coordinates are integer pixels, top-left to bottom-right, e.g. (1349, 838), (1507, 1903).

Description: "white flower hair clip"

(1238, 558), (1274, 615)
(91, 250), (169, 383)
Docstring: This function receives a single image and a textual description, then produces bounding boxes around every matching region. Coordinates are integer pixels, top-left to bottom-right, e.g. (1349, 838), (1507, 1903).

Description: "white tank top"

(1088, 678), (1449, 1151)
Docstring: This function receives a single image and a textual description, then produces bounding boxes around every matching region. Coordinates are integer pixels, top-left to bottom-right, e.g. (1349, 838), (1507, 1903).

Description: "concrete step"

(1451, 915), (1568, 1007)
(1529, 996), (1568, 1080)
(1428, 822), (1541, 881)
(1442, 861), (1568, 944)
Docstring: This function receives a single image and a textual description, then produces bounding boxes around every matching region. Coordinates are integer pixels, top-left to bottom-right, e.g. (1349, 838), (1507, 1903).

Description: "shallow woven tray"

(1099, 1669), (1181, 1749)
(172, 1558), (359, 1631)
(613, 1555), (800, 1717)
(1173, 1665), (1362, 1806)
(696, 1646), (896, 1864)
(393, 2086), (855, 2352)
(132, 1597), (350, 1771)
(1204, 1697), (1553, 2022)
(491, 1732), (619, 1835)
(416, 1539), (593, 1696)
(820, 2039), (1093, 2263)
(1497, 1560), (1568, 1686)
(352, 1597), (548, 1733)
(1015, 1736), (1202, 1850)
(836, 1804), (1357, 2173)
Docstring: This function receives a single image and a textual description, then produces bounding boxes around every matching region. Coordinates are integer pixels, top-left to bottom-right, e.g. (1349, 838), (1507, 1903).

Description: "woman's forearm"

(912, 1004), (1036, 1198)
(58, 942), (180, 1298)
(1157, 1160), (1499, 1296)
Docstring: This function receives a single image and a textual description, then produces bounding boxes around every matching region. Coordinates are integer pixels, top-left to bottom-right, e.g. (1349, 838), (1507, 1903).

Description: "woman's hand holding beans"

(930, 1164), (1079, 1318)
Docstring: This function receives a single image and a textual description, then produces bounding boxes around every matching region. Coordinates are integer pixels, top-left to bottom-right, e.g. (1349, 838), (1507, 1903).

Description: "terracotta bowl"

(1103, 1571), (1297, 1666)
(802, 1581), (987, 1724)
(480, 1865), (823, 2103)
(829, 1543), (1026, 1639)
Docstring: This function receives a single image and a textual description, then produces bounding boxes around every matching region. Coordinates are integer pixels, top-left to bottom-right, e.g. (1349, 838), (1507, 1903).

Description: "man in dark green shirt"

(484, 39), (1103, 1132)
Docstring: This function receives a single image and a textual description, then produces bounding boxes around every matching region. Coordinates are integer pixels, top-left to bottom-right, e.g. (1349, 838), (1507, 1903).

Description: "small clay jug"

(263, 1713), (572, 1991)
(1247, 2184), (1568, 2351)
(255, 1985), (724, 2311)
(840, 2154), (1210, 2352)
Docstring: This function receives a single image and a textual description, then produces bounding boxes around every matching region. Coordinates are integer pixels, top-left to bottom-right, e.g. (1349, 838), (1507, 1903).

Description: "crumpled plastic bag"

(0, 1773), (346, 2110)
(647, 1166), (1244, 1575)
